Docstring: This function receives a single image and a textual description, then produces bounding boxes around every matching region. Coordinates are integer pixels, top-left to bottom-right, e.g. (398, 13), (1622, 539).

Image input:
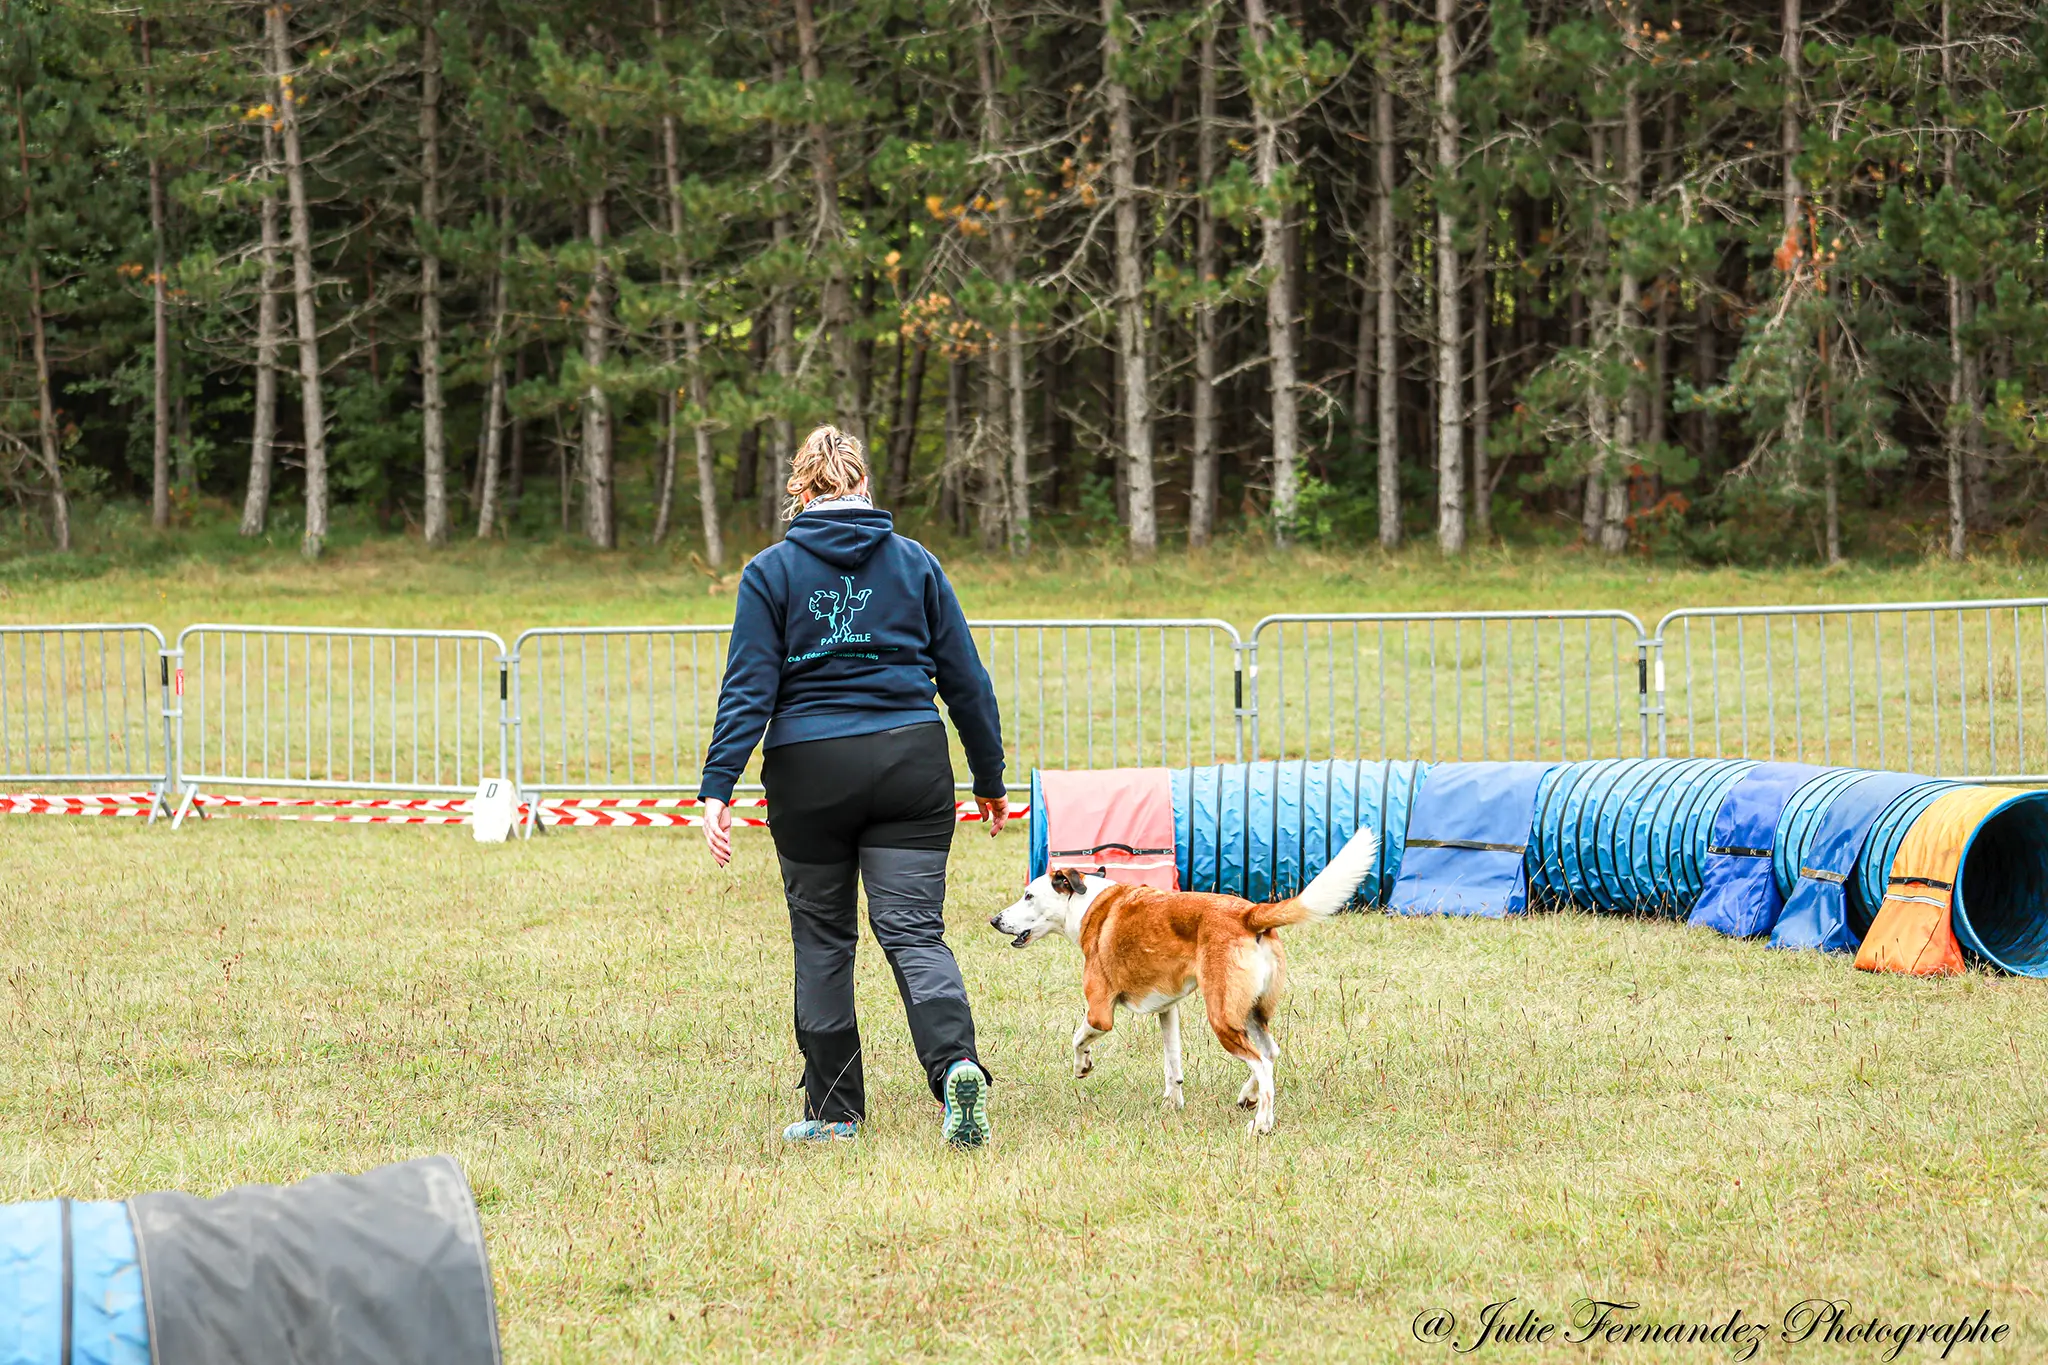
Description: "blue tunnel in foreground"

(1031, 757), (2048, 975)
(0, 1156), (501, 1365)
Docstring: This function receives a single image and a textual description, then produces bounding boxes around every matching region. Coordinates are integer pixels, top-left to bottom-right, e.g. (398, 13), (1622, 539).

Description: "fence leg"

(1237, 641), (1256, 763)
(1651, 638), (1669, 757)
(1636, 638), (1653, 757)
(170, 784), (198, 831)
(522, 790), (545, 840)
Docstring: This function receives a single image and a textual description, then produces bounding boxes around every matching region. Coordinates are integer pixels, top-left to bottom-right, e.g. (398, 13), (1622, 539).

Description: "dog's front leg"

(1158, 1004), (1185, 1108)
(1071, 1019), (1106, 1078)
(1074, 974), (1115, 1079)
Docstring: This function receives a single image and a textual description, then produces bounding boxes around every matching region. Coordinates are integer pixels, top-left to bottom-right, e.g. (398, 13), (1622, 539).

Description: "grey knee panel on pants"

(858, 845), (966, 1005)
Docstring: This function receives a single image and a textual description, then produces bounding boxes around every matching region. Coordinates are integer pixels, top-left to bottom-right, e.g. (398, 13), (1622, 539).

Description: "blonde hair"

(783, 425), (870, 521)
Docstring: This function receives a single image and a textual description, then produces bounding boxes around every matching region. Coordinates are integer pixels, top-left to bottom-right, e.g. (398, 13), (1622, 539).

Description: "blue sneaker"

(782, 1119), (858, 1143)
(941, 1060), (989, 1148)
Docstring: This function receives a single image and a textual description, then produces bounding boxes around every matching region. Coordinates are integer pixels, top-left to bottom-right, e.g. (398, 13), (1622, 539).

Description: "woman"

(699, 425), (1008, 1147)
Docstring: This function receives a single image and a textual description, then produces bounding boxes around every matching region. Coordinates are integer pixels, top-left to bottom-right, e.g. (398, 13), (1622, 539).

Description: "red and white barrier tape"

(3, 792), (1026, 828)
(2, 793), (156, 816)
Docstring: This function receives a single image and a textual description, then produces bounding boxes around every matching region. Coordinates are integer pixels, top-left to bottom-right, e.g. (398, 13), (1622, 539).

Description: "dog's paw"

(1073, 1054), (1094, 1079)
(1247, 1109), (1275, 1136)
(1237, 1078), (1259, 1109)
(1163, 1083), (1185, 1110)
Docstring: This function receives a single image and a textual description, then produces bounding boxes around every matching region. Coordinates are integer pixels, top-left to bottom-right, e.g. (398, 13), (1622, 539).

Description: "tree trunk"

(580, 191), (614, 548)
(653, 364), (680, 544)
(15, 87), (69, 549)
(1101, 0), (1156, 555)
(1375, 1), (1400, 549)
(1469, 220), (1490, 540)
(1819, 313), (1841, 563)
(977, 22), (1030, 554)
(690, 319), (722, 565)
(768, 254), (795, 541)
(656, 8), (721, 564)
(1968, 286), (1998, 523)
(793, 0), (861, 440)
(144, 22), (172, 528)
(475, 201), (511, 540)
(1189, 10), (1221, 548)
(976, 354), (1006, 550)
(733, 315), (767, 501)
(1006, 322), (1029, 552)
(1581, 141), (1609, 547)
(1602, 57), (1642, 556)
(1940, 2), (1972, 560)
(943, 354), (967, 534)
(1780, 0), (1811, 510)
(417, 20), (447, 545)
(886, 342), (926, 503)
(1693, 291), (1717, 473)
(269, 7), (328, 559)
(1248, 0), (1298, 542)
(241, 120), (282, 538)
(765, 65), (793, 541)
(1432, 0), (1464, 554)
(508, 347), (527, 513)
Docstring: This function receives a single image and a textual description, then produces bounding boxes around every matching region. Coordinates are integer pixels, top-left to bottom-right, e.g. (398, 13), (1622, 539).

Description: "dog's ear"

(1049, 867), (1086, 897)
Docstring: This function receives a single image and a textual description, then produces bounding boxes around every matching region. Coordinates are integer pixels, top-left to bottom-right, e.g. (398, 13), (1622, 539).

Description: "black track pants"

(763, 723), (982, 1122)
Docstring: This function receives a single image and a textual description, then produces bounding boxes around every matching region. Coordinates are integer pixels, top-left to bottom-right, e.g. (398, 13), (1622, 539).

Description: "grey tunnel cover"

(128, 1155), (502, 1365)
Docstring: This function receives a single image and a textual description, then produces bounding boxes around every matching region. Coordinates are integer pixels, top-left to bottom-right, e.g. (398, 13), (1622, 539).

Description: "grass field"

(5, 546), (2048, 1361)
(4, 820), (2046, 1362)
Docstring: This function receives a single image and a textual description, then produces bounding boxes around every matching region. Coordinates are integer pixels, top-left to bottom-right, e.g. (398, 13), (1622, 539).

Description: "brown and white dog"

(988, 823), (1379, 1134)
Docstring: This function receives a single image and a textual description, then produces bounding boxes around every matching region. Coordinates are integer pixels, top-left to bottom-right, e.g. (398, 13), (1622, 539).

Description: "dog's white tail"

(1245, 823), (1380, 930)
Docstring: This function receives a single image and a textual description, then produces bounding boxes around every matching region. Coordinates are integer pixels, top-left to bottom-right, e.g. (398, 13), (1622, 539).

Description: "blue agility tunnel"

(1028, 756), (2048, 971)
(1527, 758), (1758, 916)
(1769, 771), (1945, 952)
(0, 1156), (500, 1365)
(1033, 761), (1425, 905)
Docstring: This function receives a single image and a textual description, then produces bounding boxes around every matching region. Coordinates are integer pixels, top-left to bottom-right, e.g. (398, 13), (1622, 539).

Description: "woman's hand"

(976, 794), (1008, 837)
(702, 798), (734, 866)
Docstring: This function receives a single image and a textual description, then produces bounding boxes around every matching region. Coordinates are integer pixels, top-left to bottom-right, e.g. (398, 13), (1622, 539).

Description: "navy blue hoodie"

(697, 506), (1005, 803)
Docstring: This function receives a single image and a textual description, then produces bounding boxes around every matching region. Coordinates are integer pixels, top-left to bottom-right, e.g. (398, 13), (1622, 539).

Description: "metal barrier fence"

(971, 619), (1245, 776)
(171, 624), (509, 824)
(6, 595), (2043, 829)
(1652, 599), (2048, 781)
(0, 624), (174, 813)
(1249, 611), (1651, 764)
(510, 625), (730, 808)
(510, 619), (1246, 819)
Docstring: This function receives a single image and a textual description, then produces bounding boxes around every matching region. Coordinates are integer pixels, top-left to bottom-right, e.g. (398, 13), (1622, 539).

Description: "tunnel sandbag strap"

(130, 1155), (502, 1365)
(1852, 781), (1958, 935)
(1855, 787), (2013, 976)
(1689, 764), (1837, 939)
(1390, 761), (1555, 918)
(1048, 843), (1174, 858)
(1770, 771), (1935, 955)
(1036, 767), (1179, 891)
(1770, 768), (1867, 898)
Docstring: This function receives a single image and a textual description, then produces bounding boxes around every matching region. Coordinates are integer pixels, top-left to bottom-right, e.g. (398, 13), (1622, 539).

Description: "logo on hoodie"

(807, 574), (873, 646)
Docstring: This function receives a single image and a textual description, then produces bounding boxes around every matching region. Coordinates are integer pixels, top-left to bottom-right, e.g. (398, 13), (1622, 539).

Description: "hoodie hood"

(783, 506), (895, 569)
